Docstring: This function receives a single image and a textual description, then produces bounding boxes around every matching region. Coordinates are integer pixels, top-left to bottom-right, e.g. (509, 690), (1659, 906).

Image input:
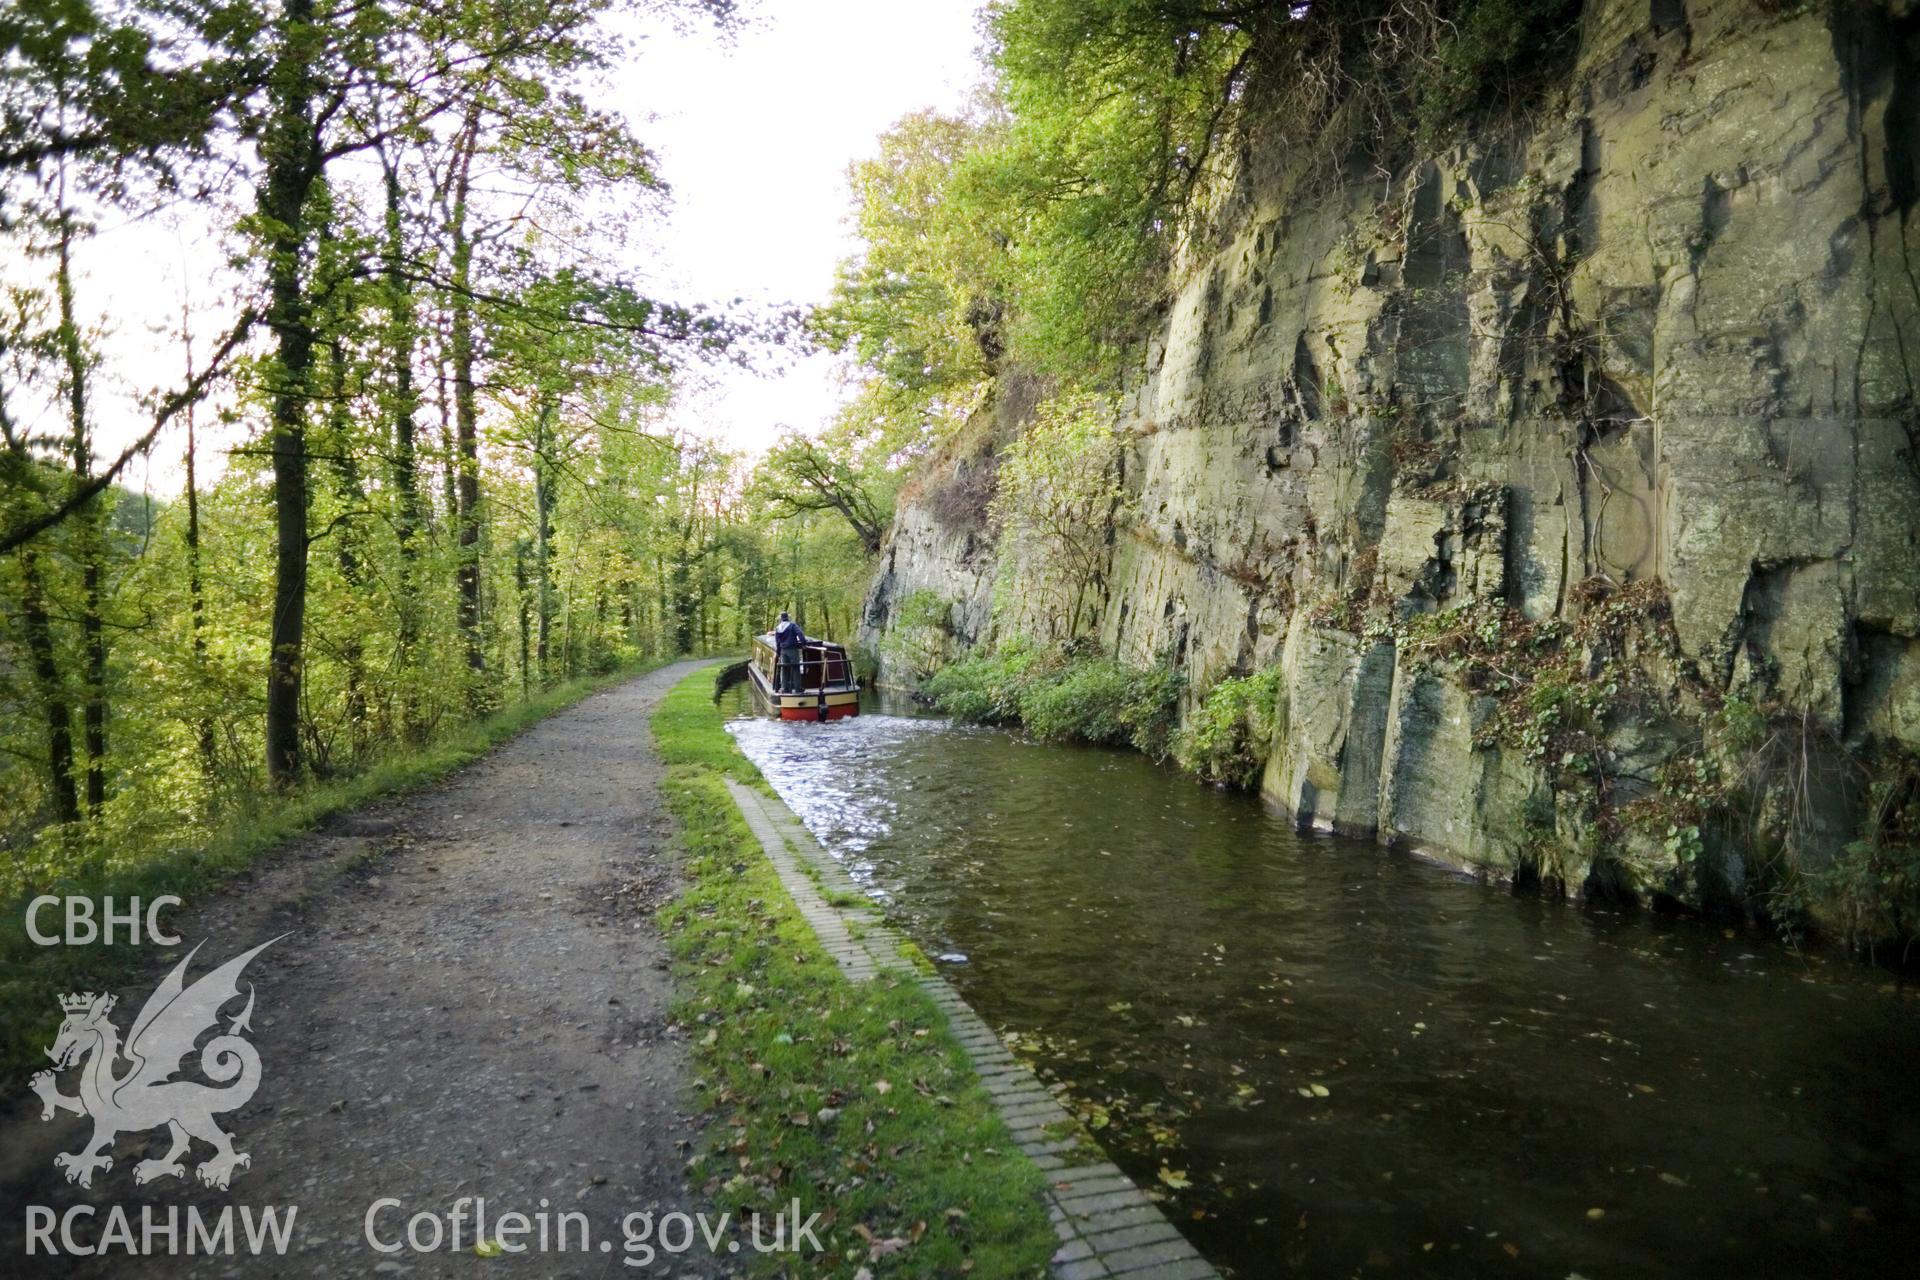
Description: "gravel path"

(2, 660), (719, 1278)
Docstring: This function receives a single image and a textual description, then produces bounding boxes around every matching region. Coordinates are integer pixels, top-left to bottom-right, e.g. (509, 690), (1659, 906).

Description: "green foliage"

(879, 589), (956, 684)
(1712, 694), (1769, 755)
(1177, 668), (1283, 788)
(818, 1), (1257, 382)
(926, 642), (1184, 762)
(812, 109), (1008, 397)
(978, 0), (1255, 372)
(817, 1), (1591, 407)
(1414, 0), (1585, 145)
(921, 641), (1050, 724)
(1814, 838), (1920, 952)
(1662, 822), (1704, 868)
(650, 670), (1055, 1277)
(746, 428), (894, 555)
(1019, 658), (1137, 745)
(989, 390), (1128, 642)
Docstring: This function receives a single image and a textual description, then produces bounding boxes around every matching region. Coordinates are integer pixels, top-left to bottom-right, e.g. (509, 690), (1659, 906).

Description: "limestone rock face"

(862, 0), (1920, 906)
(1261, 619), (1396, 835)
(861, 500), (996, 667)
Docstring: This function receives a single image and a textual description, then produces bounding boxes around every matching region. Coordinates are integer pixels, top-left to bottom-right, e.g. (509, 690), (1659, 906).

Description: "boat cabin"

(747, 633), (860, 721)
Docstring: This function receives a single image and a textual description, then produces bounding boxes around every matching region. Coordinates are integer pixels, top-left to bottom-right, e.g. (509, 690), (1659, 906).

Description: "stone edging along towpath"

(723, 778), (1221, 1280)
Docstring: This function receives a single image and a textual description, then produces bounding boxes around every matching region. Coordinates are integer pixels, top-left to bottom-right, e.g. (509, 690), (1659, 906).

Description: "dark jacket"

(773, 620), (805, 651)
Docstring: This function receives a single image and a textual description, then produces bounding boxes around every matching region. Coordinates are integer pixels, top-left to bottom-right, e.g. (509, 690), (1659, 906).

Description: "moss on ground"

(651, 669), (1054, 1277)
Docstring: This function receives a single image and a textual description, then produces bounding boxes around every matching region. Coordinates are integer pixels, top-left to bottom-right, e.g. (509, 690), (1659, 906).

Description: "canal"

(722, 689), (1918, 1278)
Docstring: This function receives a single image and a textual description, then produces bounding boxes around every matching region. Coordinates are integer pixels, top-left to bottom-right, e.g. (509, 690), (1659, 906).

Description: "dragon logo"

(29, 937), (281, 1190)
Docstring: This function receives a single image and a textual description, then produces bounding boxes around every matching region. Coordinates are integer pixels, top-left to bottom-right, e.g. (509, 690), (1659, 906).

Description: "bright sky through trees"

(627, 0), (983, 454)
(59, 0), (985, 497)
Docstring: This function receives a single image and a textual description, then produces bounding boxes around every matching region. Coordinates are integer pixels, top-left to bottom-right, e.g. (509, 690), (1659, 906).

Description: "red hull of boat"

(778, 702), (858, 721)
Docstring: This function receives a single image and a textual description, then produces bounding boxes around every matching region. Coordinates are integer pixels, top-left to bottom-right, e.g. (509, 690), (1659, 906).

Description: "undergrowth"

(652, 669), (1054, 1277)
(1177, 668), (1284, 788)
(923, 640), (1184, 762)
(925, 641), (1289, 789)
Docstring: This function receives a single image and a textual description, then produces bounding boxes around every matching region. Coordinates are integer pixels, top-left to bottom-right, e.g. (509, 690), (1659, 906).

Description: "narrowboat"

(746, 632), (860, 721)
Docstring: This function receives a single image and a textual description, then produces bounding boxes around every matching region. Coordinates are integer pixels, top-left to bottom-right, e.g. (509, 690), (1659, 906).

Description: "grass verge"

(651, 668), (1055, 1277)
(1, 657), (682, 1079)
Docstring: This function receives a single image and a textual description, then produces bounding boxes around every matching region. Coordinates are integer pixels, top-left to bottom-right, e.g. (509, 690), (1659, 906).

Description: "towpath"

(1, 660), (719, 1278)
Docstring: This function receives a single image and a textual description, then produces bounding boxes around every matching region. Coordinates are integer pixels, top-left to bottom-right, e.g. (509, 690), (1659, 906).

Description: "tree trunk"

(655, 553), (669, 658)
(514, 538), (531, 700)
(55, 190), (108, 814)
(591, 587), (607, 668)
(436, 340), (456, 525)
(19, 552), (80, 824)
(671, 552), (693, 656)
(181, 330), (215, 778)
(260, 0), (322, 786)
(326, 338), (369, 757)
(671, 501), (697, 655)
(533, 398), (555, 684)
(382, 156), (424, 735)
(448, 106), (485, 694)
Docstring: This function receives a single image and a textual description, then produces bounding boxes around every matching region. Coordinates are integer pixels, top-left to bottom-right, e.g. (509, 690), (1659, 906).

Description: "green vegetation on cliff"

(818, 0), (1588, 396)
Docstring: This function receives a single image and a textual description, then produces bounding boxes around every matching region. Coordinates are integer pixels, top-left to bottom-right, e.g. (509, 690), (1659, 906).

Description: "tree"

(0, 0), (255, 187)
(750, 432), (891, 556)
(0, 0), (769, 876)
(989, 391), (1128, 641)
(0, 301), (81, 825)
(375, 141), (426, 731)
(814, 109), (1008, 395)
(255, 0), (327, 785)
(49, 163), (110, 813)
(242, 0), (738, 770)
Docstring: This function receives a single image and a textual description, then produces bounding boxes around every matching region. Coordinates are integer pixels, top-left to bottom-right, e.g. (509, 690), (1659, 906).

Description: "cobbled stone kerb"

(722, 778), (1221, 1280)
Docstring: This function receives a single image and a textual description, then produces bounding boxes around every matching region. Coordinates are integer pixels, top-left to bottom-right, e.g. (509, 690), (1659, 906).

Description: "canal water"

(721, 689), (1919, 1278)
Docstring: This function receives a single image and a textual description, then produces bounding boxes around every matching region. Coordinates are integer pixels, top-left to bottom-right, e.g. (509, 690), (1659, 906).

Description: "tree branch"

(0, 313), (256, 555)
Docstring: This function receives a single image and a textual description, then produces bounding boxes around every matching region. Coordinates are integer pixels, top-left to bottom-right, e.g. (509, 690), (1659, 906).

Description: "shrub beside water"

(920, 642), (1047, 723)
(924, 642), (1184, 761)
(1177, 668), (1284, 788)
(926, 642), (1295, 787)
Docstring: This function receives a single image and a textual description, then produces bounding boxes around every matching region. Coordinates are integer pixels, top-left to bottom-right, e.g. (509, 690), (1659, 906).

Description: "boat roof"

(753, 632), (848, 649)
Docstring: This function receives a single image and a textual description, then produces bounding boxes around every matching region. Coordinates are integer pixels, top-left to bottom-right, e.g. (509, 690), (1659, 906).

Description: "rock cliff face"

(862, 0), (1920, 908)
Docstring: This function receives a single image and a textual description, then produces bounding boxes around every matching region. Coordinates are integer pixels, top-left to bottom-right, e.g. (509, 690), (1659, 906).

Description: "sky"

(60, 0), (986, 497)
(623, 0), (985, 449)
